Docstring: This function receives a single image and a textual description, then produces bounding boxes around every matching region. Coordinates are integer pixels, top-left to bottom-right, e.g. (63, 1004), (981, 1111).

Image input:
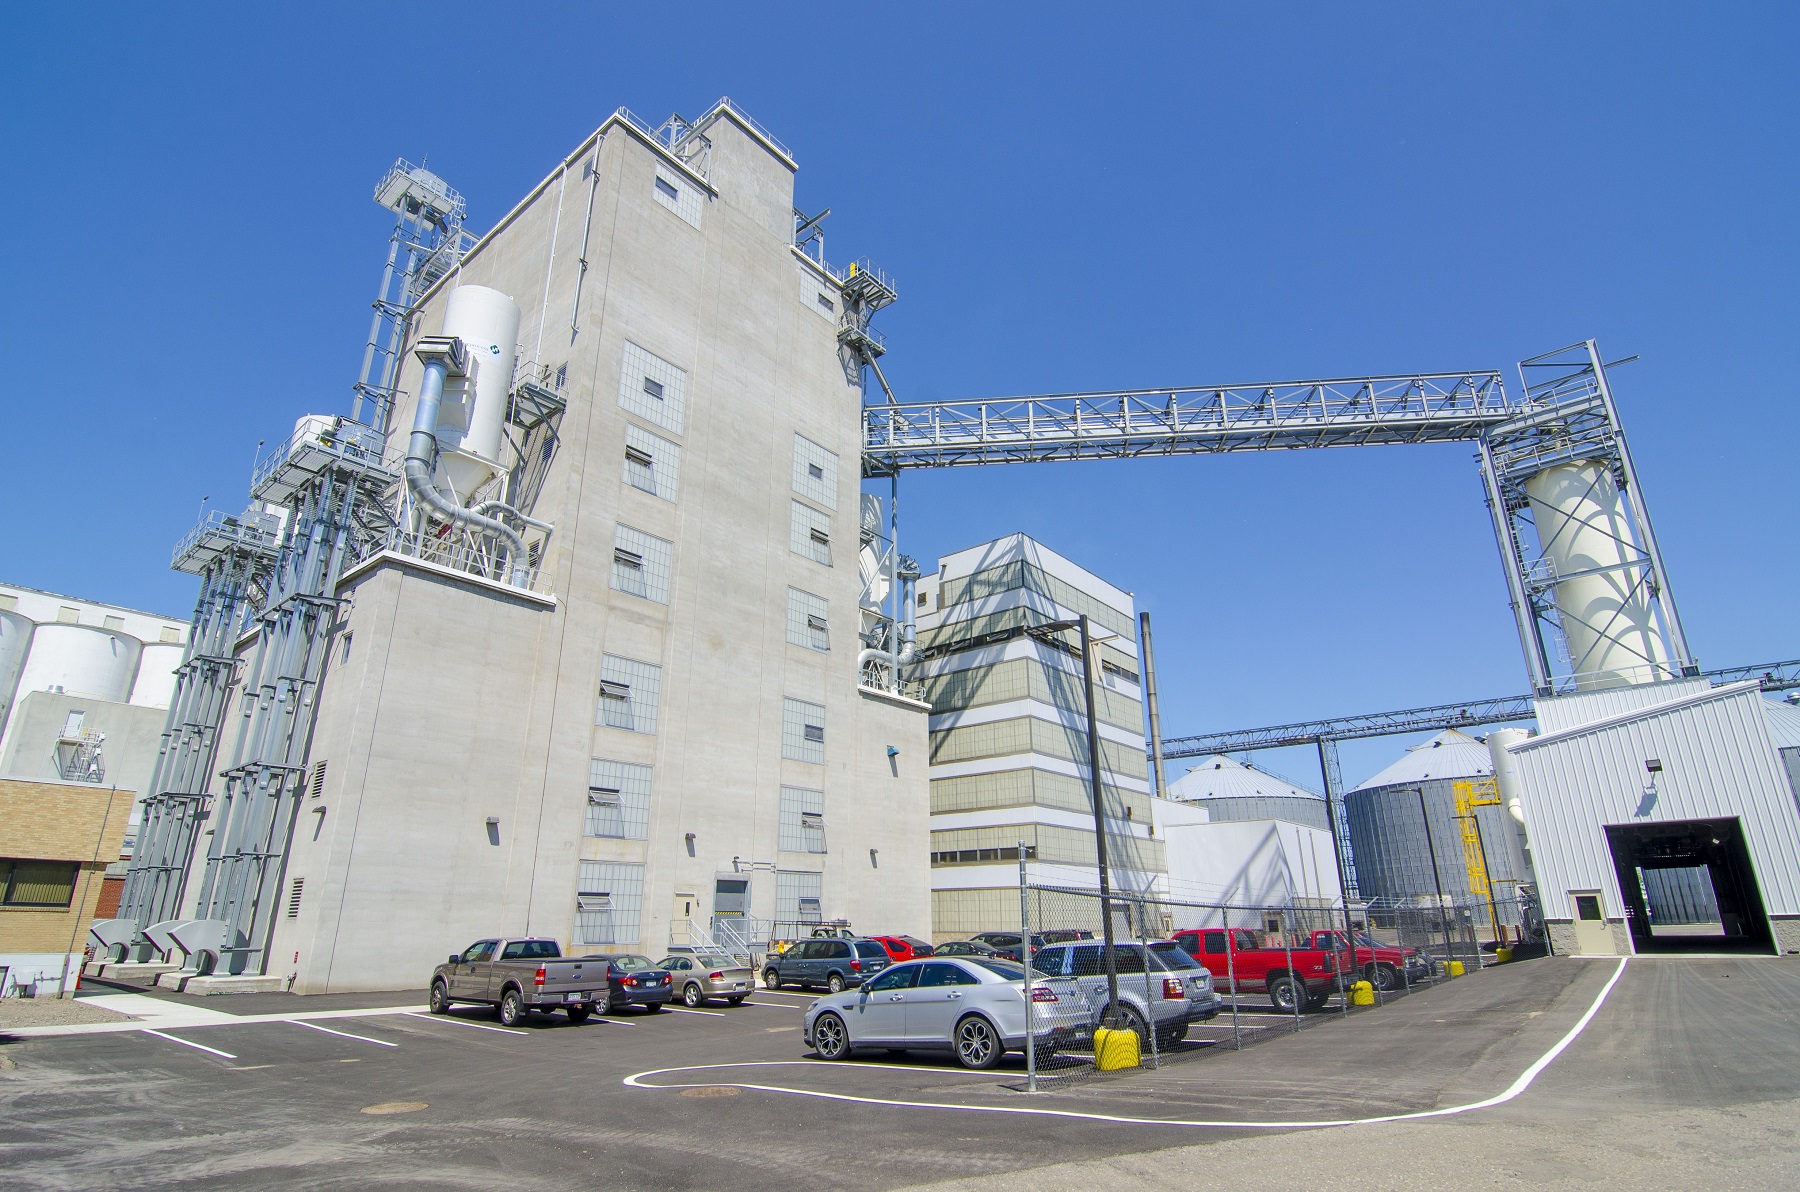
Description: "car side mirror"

(448, 954), (460, 965)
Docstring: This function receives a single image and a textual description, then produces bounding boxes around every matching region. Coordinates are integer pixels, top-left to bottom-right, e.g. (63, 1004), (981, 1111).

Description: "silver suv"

(763, 937), (890, 992)
(1030, 940), (1223, 1046)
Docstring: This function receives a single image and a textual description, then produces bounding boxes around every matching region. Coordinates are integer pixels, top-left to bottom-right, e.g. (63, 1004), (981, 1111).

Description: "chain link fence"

(1009, 880), (1542, 1090)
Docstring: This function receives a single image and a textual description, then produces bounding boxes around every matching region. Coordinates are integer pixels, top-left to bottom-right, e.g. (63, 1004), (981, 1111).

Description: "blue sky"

(3, 4), (1794, 787)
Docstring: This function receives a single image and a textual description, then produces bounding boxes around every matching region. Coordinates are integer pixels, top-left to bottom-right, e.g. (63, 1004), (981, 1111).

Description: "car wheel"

(727, 996), (745, 1006)
(1305, 988), (1333, 1012)
(643, 1002), (663, 1014)
(763, 969), (782, 989)
(1157, 1024), (1188, 1047)
(566, 1006), (591, 1024)
(1370, 963), (1400, 992)
(812, 1012), (850, 1060)
(598, 989), (616, 1014)
(498, 988), (525, 1027)
(826, 973), (846, 993)
(428, 980), (450, 1015)
(683, 983), (704, 1008)
(954, 1015), (1002, 1070)
(1268, 975), (1301, 1014)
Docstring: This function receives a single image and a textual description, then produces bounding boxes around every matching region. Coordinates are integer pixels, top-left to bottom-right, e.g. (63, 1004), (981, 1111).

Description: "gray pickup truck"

(430, 937), (606, 1026)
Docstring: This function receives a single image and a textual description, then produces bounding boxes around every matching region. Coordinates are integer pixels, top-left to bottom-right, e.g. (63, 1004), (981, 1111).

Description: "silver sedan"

(801, 956), (1093, 1070)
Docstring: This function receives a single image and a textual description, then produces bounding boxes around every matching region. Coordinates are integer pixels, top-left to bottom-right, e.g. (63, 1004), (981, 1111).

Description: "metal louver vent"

(287, 877), (304, 918)
(310, 761), (327, 799)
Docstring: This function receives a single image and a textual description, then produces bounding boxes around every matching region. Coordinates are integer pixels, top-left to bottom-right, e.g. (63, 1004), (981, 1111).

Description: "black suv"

(762, 938), (890, 992)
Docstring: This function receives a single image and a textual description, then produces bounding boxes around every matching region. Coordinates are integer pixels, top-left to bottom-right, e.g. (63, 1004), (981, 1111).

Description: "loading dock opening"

(1605, 818), (1774, 954)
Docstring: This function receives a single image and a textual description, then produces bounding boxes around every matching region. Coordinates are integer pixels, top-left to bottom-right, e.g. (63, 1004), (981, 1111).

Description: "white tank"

(0, 610), (33, 726)
(130, 641), (187, 708)
(16, 623), (143, 703)
(1524, 460), (1671, 689)
(436, 285), (521, 501)
(1487, 728), (1532, 827)
(293, 413), (336, 445)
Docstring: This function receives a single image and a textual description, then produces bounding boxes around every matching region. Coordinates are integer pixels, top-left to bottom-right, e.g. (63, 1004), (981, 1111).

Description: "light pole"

(1026, 613), (1120, 1022)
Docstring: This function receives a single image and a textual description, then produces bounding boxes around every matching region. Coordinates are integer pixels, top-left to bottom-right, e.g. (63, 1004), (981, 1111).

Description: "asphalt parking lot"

(3, 956), (1798, 1189)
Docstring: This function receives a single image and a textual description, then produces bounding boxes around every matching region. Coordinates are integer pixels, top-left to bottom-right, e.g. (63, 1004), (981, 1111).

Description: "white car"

(801, 956), (1093, 1069)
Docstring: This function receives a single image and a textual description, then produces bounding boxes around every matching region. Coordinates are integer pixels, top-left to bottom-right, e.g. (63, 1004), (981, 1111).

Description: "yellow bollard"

(1495, 946), (1513, 964)
(1093, 1026), (1141, 1071)
(1350, 980), (1375, 1006)
(1447, 960), (1465, 977)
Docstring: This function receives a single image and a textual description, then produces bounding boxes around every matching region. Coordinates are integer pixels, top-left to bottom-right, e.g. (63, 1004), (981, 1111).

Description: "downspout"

(407, 337), (532, 588)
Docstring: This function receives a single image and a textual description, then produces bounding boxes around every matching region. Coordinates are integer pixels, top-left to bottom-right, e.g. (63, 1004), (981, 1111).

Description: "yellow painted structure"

(1093, 1026), (1140, 1071)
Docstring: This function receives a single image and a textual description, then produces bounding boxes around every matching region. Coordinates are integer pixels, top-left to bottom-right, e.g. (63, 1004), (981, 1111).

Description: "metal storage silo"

(16, 622), (143, 703)
(0, 609), (33, 730)
(1344, 729), (1529, 906)
(1165, 755), (1332, 831)
(129, 641), (187, 708)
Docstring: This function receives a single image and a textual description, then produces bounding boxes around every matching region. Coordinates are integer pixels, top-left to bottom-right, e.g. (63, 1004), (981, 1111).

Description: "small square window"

(807, 463), (824, 480)
(805, 614), (828, 633)
(816, 293), (834, 313)
(599, 680), (630, 701)
(654, 176), (679, 200)
(614, 548), (643, 569)
(577, 892), (613, 913)
(624, 445), (653, 468)
(588, 787), (623, 806)
(803, 723), (824, 744)
(103, 615), (124, 631)
(643, 377), (664, 400)
(809, 527), (830, 546)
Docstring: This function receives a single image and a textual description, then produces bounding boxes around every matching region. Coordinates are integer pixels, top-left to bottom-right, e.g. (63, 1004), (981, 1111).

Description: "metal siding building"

(1509, 680), (1800, 955)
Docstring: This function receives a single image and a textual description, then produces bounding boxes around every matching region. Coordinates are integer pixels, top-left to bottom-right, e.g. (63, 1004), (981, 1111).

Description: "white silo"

(130, 641), (186, 708)
(1524, 460), (1671, 689)
(435, 285), (521, 502)
(0, 610), (33, 727)
(16, 623), (143, 703)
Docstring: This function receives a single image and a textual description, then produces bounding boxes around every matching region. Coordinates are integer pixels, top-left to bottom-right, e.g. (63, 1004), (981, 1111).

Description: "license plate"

(733, 982), (746, 989)
(566, 992), (589, 1002)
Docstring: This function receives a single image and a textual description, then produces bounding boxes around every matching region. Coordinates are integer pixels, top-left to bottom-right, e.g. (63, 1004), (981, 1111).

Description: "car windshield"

(611, 955), (655, 971)
(1147, 941), (1205, 971)
(854, 941), (890, 959)
(500, 940), (561, 960)
(968, 959), (1025, 980)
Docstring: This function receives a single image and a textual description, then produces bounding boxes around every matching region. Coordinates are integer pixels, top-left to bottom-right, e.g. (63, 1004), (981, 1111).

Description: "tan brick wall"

(0, 779), (132, 954)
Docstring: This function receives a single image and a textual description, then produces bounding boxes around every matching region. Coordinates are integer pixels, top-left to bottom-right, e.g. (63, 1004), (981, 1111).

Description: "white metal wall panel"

(1533, 678), (1710, 735)
(1511, 683), (1800, 921)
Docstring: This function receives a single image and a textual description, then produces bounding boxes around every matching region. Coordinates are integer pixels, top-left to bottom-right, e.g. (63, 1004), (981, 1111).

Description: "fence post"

(1018, 841), (1036, 1094)
(1282, 908), (1300, 1032)
(1138, 896), (1159, 1069)
(1224, 905), (1241, 1050)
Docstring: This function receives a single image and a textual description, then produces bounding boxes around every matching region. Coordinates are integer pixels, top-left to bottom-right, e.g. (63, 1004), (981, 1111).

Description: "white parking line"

(403, 1012), (527, 1036)
(662, 1006), (726, 1017)
(292, 1020), (398, 1047)
(623, 958), (1631, 1131)
(742, 1001), (801, 1010)
(142, 1029), (238, 1059)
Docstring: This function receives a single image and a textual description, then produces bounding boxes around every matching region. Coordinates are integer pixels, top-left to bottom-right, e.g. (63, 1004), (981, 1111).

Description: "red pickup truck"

(1306, 930), (1432, 992)
(1169, 928), (1345, 1012)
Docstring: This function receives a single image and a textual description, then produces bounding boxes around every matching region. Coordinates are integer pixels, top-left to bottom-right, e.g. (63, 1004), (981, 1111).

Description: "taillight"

(534, 966), (546, 987)
(624, 977), (638, 987)
(1163, 977), (1184, 998)
(850, 960), (861, 972)
(708, 971), (724, 980)
(1031, 986), (1059, 1002)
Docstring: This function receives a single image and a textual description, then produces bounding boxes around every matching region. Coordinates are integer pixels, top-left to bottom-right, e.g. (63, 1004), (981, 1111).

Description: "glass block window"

(619, 341), (687, 434)
(596, 654), (661, 733)
(623, 424), (680, 501)
(575, 860), (645, 946)
(792, 435), (838, 510)
(612, 525), (672, 603)
(782, 697), (825, 764)
(778, 786), (826, 854)
(652, 167), (703, 228)
(789, 501), (832, 566)
(786, 588), (830, 653)
(776, 870), (824, 925)
(585, 759), (652, 840)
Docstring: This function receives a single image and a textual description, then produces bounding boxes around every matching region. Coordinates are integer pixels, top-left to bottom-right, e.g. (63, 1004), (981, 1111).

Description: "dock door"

(1604, 817), (1774, 954)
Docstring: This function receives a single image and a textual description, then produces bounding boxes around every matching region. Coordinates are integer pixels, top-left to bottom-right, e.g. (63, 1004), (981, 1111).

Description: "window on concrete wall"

(775, 870), (823, 926)
(57, 606), (79, 624)
(575, 860), (645, 946)
(596, 655), (661, 733)
(786, 589), (830, 653)
(612, 525), (672, 603)
(1, 859), (79, 907)
(102, 615), (124, 631)
(652, 168), (703, 228)
(789, 501), (832, 565)
(782, 697), (826, 764)
(619, 341), (687, 434)
(623, 424), (681, 501)
(585, 759), (652, 840)
(778, 786), (827, 854)
(791, 435), (838, 510)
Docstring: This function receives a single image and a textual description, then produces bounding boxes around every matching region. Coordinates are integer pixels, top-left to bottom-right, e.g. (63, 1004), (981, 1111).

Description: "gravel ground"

(0, 997), (133, 1029)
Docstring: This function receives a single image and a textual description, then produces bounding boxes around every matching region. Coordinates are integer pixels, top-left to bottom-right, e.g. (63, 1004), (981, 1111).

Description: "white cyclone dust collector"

(1524, 460), (1672, 689)
(434, 285), (520, 502)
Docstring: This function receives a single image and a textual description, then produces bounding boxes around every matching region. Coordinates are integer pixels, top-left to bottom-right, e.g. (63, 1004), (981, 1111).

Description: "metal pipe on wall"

(1138, 611), (1168, 801)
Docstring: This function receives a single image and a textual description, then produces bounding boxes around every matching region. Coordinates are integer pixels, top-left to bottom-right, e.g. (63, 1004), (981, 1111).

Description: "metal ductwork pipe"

(406, 337), (531, 588)
(1488, 728), (1532, 826)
